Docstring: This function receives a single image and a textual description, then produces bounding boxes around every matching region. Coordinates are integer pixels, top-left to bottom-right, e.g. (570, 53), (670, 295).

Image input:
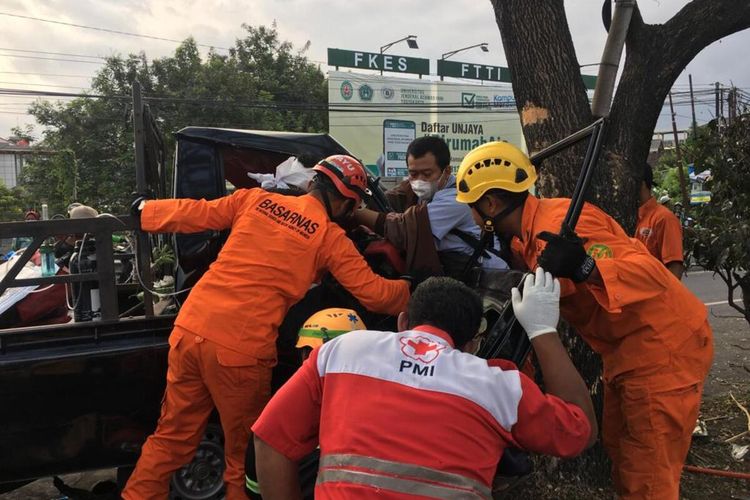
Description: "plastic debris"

(731, 444), (749, 461)
(692, 419), (708, 437)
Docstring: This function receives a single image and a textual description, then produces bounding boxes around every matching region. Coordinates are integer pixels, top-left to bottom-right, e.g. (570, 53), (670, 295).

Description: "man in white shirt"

(354, 136), (507, 279)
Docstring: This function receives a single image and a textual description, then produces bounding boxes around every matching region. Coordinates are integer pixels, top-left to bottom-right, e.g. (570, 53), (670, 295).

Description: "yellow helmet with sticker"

(296, 308), (365, 350)
(455, 141), (537, 204)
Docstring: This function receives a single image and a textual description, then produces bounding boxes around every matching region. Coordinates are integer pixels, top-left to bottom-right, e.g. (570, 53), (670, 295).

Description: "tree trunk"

(489, 0), (750, 485)
(491, 0), (750, 231)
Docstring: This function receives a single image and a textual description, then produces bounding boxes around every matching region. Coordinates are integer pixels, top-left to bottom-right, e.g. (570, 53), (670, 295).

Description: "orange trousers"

(602, 323), (713, 499)
(122, 327), (272, 500)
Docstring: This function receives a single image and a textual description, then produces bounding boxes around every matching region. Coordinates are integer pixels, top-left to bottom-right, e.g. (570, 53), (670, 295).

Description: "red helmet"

(313, 155), (371, 206)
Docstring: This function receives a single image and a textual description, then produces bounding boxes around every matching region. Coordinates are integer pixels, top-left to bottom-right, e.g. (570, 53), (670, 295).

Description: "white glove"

(511, 267), (561, 340)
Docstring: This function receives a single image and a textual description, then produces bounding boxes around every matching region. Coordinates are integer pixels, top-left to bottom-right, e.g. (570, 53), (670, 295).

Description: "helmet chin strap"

(320, 185), (354, 223)
(320, 187), (335, 219)
(472, 196), (526, 235)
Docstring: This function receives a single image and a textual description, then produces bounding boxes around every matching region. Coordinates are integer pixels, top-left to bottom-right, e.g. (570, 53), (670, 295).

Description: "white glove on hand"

(511, 267), (561, 340)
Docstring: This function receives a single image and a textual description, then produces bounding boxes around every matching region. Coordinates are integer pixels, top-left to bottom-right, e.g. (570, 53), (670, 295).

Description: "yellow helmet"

(295, 308), (365, 350)
(455, 141), (537, 204)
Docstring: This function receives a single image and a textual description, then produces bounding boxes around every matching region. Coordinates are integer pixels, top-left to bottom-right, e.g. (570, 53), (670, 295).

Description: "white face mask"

(409, 179), (437, 201)
(410, 168), (450, 201)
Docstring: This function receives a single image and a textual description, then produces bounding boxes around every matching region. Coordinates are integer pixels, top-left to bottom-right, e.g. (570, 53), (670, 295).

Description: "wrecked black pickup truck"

(0, 84), (522, 499)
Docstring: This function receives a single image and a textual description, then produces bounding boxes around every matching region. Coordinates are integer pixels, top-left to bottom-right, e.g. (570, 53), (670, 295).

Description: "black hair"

(296, 153), (323, 169)
(310, 173), (356, 216)
(406, 136), (451, 170)
(483, 188), (529, 205)
(643, 162), (655, 189)
(310, 173), (344, 199)
(407, 277), (483, 349)
(266, 186), (307, 197)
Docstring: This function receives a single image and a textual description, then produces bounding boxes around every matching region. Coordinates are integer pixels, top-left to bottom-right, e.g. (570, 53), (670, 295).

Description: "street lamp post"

(379, 35), (418, 75)
(440, 43), (489, 81)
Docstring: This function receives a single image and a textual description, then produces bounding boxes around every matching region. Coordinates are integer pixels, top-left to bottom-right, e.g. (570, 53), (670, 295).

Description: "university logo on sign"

(340, 80), (354, 100)
(381, 87), (395, 100)
(359, 84), (374, 101)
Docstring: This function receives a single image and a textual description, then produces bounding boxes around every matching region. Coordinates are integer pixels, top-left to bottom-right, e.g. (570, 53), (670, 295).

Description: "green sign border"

(436, 58), (596, 90)
(438, 59), (511, 83)
(328, 48), (429, 75)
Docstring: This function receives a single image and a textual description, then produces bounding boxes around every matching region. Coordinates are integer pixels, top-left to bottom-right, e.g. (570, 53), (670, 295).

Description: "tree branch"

(724, 266), (747, 317)
(662, 0), (750, 68)
(647, 0), (750, 99)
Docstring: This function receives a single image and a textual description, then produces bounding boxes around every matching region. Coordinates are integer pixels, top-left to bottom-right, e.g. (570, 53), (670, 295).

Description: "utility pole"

(715, 82), (720, 121)
(689, 74), (697, 137)
(728, 87), (737, 123)
(668, 91), (691, 212)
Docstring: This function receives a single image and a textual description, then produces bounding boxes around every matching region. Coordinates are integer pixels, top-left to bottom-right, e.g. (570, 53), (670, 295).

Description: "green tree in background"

(0, 184), (32, 221)
(685, 115), (750, 325)
(653, 124), (717, 203)
(21, 24), (327, 214)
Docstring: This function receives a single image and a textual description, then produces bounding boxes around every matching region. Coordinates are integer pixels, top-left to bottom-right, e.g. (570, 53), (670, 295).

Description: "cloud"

(1, 0), (748, 137)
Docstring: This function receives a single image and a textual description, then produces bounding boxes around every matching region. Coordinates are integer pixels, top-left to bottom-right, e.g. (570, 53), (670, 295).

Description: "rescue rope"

(683, 464), (750, 480)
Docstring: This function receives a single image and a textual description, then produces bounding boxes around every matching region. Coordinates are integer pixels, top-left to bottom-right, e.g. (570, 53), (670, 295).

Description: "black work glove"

(130, 194), (150, 216)
(130, 194), (150, 229)
(536, 231), (596, 283)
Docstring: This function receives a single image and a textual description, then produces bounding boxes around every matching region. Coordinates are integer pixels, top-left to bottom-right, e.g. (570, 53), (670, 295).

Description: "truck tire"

(0, 480), (34, 494)
(170, 424), (226, 500)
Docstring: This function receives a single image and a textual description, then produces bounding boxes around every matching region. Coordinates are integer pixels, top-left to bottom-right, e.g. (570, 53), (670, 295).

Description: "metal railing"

(0, 216), (138, 322)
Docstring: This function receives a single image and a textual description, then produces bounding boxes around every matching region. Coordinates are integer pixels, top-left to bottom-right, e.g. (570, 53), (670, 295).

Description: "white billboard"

(328, 71), (524, 177)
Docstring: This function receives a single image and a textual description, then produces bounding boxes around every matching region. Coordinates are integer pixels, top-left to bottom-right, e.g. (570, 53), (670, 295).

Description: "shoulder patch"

(587, 243), (613, 260)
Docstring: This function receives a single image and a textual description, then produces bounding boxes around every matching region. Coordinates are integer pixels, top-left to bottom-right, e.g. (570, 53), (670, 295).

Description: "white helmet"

(658, 195), (671, 204)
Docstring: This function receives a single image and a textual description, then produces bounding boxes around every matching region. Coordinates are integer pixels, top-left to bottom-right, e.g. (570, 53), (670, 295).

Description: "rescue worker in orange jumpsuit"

(122, 155), (410, 500)
(635, 163), (685, 280)
(454, 142), (713, 499)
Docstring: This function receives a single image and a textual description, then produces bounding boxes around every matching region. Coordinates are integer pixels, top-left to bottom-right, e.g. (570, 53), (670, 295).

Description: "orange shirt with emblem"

(141, 189), (410, 361)
(514, 195), (707, 379)
(635, 197), (684, 265)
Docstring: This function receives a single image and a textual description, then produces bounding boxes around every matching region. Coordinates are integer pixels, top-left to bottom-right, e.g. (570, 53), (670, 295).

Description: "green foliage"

(152, 244), (175, 268)
(10, 125), (34, 142)
(685, 116), (750, 322)
(20, 24), (327, 214)
(0, 184), (33, 221)
(654, 125), (719, 202)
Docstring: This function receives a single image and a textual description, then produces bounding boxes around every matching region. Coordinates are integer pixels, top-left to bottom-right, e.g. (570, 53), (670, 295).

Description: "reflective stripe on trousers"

(317, 453), (492, 499)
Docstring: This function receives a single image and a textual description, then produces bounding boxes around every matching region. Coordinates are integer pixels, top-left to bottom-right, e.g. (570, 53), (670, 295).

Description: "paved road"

(683, 268), (741, 306)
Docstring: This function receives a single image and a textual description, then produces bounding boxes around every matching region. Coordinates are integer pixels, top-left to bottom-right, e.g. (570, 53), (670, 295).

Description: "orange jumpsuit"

(635, 197), (684, 266)
(122, 189), (409, 500)
(514, 195), (712, 500)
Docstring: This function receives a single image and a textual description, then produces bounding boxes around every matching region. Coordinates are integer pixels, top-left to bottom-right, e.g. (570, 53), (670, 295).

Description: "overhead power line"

(0, 81), (89, 90)
(0, 47), (104, 60)
(0, 87), (520, 114)
(0, 71), (92, 78)
(0, 53), (104, 64)
(0, 11), (230, 51)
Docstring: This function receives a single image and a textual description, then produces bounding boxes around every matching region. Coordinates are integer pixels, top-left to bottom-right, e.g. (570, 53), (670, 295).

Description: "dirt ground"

(506, 309), (750, 500)
(4, 307), (749, 500)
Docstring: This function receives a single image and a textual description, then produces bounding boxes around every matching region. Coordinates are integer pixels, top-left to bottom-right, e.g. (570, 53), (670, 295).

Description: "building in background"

(0, 136), (31, 188)
(328, 70), (524, 178)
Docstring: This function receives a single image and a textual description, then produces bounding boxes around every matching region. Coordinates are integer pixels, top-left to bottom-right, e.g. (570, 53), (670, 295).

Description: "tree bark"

(491, 0), (593, 200)
(491, 0), (750, 232)
(489, 0), (750, 485)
